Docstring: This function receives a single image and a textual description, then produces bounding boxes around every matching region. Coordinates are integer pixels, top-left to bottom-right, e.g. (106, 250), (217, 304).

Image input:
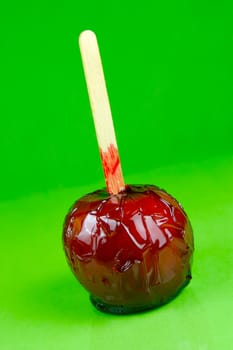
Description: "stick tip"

(79, 30), (97, 46)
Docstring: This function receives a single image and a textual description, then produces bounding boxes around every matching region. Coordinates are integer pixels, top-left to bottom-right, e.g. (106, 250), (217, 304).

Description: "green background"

(0, 1), (233, 349)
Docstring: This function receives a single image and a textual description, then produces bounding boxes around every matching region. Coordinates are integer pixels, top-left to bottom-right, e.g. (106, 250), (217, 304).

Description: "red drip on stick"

(100, 144), (124, 194)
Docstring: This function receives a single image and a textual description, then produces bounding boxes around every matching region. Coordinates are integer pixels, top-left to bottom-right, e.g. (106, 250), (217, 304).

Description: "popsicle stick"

(79, 30), (125, 194)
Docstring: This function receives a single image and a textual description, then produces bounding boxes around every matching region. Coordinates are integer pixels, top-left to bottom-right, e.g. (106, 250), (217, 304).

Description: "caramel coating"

(63, 185), (194, 314)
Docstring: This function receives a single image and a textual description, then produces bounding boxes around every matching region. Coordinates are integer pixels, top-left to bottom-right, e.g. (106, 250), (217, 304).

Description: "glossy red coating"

(63, 185), (194, 314)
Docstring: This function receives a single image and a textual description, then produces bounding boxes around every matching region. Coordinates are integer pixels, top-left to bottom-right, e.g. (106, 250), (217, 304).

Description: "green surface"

(1, 157), (233, 349)
(1, 1), (233, 349)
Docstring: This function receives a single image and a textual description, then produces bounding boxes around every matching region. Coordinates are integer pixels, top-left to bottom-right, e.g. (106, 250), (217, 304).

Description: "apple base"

(90, 295), (162, 315)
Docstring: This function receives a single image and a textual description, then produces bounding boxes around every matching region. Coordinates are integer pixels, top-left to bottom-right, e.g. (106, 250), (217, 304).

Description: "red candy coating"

(63, 185), (194, 314)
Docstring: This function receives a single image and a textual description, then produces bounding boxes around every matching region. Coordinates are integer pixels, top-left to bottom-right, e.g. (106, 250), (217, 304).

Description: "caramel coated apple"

(63, 185), (194, 314)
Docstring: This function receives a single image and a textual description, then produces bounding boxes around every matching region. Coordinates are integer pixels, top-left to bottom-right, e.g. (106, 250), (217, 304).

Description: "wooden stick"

(79, 30), (125, 194)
